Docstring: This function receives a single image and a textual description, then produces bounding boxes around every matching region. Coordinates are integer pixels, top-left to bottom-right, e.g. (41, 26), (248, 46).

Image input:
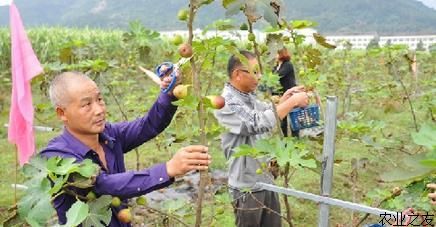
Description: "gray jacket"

(214, 83), (277, 191)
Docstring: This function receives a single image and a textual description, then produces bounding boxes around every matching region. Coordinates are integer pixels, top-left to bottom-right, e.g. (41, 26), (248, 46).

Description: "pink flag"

(8, 3), (43, 165)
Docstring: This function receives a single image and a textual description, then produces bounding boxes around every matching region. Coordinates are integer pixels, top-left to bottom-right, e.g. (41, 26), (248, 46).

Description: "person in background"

(40, 71), (211, 226)
(272, 47), (301, 137)
(214, 50), (309, 227)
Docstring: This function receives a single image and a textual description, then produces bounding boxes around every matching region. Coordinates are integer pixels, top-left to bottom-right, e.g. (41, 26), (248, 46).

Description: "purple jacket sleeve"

(112, 93), (177, 152)
(94, 163), (173, 198)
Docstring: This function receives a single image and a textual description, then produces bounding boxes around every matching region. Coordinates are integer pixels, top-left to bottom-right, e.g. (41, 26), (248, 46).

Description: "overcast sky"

(416, 0), (436, 9)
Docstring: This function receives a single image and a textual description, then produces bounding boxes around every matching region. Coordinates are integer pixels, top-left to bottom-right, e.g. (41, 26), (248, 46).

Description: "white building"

(379, 35), (436, 50)
(324, 34), (436, 50)
(326, 35), (374, 49)
(159, 28), (317, 44)
(160, 30), (436, 50)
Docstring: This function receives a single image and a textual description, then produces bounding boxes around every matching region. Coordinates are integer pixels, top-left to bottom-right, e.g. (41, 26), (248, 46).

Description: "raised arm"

(111, 93), (177, 152)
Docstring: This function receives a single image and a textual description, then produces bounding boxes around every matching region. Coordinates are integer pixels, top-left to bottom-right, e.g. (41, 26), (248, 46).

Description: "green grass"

(0, 112), (230, 224)
(1, 94), (433, 227)
(0, 126), (59, 223)
(0, 100), (431, 226)
(0, 36), (434, 226)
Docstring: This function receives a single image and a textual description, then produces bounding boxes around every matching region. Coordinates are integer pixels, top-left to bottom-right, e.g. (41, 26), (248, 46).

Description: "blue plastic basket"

(289, 104), (320, 131)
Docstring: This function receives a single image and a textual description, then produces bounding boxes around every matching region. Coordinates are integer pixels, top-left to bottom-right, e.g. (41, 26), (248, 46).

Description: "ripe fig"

(206, 95), (225, 109)
(117, 208), (132, 223)
(173, 84), (189, 99)
(178, 43), (193, 58)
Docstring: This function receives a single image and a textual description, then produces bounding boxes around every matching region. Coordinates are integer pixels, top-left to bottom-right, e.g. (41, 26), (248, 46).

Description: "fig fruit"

(178, 43), (193, 58)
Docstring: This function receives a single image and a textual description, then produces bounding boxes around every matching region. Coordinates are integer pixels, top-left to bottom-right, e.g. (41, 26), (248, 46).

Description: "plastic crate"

(289, 104), (320, 131)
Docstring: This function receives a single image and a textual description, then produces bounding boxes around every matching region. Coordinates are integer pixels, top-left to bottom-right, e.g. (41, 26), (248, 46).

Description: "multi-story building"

(160, 30), (436, 50)
(326, 35), (436, 50)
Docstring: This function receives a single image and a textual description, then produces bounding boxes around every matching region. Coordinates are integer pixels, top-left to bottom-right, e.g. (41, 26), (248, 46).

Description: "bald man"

(40, 72), (211, 226)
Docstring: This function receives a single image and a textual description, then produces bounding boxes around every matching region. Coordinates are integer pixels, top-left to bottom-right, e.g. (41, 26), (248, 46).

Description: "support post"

(319, 96), (338, 227)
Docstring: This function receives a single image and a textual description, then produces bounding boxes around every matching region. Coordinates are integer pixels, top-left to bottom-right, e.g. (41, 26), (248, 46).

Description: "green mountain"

(1, 0), (435, 35)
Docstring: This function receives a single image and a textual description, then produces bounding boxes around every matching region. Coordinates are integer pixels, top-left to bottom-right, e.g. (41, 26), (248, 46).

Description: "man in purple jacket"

(40, 71), (211, 226)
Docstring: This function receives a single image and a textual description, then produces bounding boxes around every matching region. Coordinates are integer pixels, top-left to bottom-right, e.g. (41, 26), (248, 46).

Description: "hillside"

(0, 0), (435, 35)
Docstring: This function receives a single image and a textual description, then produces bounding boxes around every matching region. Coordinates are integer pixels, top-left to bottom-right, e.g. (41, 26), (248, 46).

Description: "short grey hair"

(48, 72), (93, 108)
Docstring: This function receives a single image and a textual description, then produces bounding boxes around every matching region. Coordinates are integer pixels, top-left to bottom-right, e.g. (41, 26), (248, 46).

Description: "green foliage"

(414, 122), (436, 168)
(380, 153), (435, 182)
(233, 137), (316, 169)
(204, 19), (236, 31)
(379, 176), (436, 212)
(265, 33), (283, 62)
(366, 37), (380, 50)
(82, 195), (112, 227)
(64, 200), (89, 227)
(0, 7), (434, 224)
(338, 112), (385, 139)
(259, 71), (281, 93)
(18, 156), (101, 226)
(411, 123), (436, 152)
(416, 40), (425, 51)
(363, 125), (435, 214)
(173, 94), (200, 110)
(162, 198), (193, 217)
(291, 20), (318, 29)
(123, 21), (161, 60)
(313, 33), (336, 49)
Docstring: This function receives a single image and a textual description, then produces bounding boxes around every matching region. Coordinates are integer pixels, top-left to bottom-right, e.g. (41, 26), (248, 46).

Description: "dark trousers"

(281, 118), (299, 137)
(230, 190), (282, 227)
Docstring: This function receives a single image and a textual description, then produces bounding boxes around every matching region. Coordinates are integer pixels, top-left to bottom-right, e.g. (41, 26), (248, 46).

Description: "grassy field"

(0, 27), (434, 226)
(0, 97), (425, 226)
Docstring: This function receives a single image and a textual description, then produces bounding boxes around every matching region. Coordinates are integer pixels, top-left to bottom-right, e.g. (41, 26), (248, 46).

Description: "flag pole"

(14, 145), (18, 206)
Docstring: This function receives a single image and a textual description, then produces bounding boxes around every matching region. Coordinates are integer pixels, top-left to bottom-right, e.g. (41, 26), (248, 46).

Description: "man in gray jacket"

(214, 50), (308, 227)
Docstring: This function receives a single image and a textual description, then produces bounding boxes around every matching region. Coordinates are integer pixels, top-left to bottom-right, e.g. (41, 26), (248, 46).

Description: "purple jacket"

(40, 93), (177, 226)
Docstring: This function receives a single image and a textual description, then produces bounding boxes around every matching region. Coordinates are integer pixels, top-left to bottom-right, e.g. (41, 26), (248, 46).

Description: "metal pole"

(319, 96), (338, 227)
(256, 182), (397, 216)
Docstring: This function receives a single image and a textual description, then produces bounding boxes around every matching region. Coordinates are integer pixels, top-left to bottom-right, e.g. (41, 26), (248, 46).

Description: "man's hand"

(427, 183), (436, 205)
(160, 66), (182, 94)
(279, 85), (305, 104)
(288, 91), (309, 108)
(166, 145), (211, 177)
(276, 91), (309, 119)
